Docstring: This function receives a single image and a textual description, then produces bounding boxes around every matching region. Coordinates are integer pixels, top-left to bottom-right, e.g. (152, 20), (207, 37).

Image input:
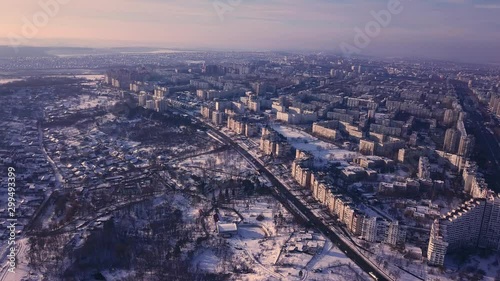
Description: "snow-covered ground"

(197, 197), (371, 281)
(192, 249), (221, 272)
(0, 238), (31, 281)
(304, 240), (370, 281)
(271, 124), (356, 164)
(176, 150), (257, 179)
(435, 252), (500, 281)
(74, 94), (115, 110)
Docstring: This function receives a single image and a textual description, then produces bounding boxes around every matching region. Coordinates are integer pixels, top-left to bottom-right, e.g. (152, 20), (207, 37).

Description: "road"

(454, 81), (500, 167)
(0, 123), (63, 280)
(186, 112), (393, 281)
(302, 238), (334, 281)
(454, 81), (500, 191)
(0, 239), (27, 281)
(24, 123), (65, 233)
(38, 122), (64, 188)
(467, 107), (500, 167)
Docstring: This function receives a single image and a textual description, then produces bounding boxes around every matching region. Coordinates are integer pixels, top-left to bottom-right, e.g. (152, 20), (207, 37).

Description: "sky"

(0, 0), (499, 63)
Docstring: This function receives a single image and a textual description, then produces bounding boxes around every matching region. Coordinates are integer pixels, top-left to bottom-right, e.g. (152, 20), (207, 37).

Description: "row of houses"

(290, 150), (406, 247)
(313, 120), (364, 141)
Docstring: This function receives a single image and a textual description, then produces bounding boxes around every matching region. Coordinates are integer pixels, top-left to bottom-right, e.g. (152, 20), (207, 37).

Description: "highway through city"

(454, 81), (500, 191)
(469, 110), (500, 166)
(194, 118), (393, 281)
(168, 102), (396, 280)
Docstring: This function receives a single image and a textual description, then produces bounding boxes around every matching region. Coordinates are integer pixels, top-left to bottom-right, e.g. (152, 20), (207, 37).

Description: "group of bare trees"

(27, 195), (232, 281)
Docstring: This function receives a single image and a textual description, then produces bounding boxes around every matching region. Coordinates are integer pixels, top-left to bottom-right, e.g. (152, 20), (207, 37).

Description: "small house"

(216, 222), (238, 238)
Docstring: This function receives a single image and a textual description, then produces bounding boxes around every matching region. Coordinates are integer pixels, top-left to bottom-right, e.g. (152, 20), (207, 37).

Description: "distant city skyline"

(1, 0), (499, 64)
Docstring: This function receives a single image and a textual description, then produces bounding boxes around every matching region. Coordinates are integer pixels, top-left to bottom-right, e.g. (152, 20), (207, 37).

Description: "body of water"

(0, 78), (24, 85)
(0, 74), (104, 85)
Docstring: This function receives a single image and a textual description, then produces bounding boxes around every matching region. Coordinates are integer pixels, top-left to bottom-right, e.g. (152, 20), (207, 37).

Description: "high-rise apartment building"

(458, 135), (475, 157)
(138, 91), (148, 107)
(427, 195), (500, 266)
(443, 128), (461, 153)
(418, 157), (431, 180)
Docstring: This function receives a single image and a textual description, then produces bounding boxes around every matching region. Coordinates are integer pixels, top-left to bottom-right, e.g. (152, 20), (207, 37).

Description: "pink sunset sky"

(0, 0), (499, 63)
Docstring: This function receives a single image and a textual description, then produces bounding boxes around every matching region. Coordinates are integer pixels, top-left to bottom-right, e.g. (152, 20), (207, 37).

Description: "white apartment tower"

(427, 195), (500, 266)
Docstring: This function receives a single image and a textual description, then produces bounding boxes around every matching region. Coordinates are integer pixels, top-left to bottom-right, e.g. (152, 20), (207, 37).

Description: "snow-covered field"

(71, 94), (115, 110)
(271, 124), (356, 164)
(197, 197), (371, 281)
(0, 238), (31, 281)
(177, 150), (257, 179)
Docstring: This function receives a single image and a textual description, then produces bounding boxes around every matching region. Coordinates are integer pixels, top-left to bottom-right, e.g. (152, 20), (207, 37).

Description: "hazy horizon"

(1, 0), (499, 64)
